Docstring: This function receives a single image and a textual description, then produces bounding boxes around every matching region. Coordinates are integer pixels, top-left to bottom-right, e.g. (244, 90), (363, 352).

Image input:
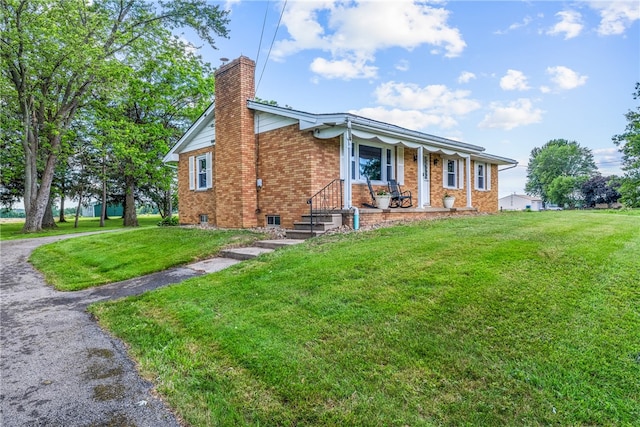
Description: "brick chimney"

(213, 56), (257, 228)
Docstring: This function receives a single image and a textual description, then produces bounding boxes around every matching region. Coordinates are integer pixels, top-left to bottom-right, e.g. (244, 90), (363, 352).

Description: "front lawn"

(31, 227), (266, 291)
(0, 215), (163, 240)
(90, 212), (639, 425)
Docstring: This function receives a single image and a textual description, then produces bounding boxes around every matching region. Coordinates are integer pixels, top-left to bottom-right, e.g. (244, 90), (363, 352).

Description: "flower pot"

(376, 195), (391, 209)
(443, 196), (455, 209)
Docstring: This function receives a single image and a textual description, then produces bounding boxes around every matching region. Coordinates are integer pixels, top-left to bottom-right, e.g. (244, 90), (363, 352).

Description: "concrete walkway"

(0, 234), (303, 426)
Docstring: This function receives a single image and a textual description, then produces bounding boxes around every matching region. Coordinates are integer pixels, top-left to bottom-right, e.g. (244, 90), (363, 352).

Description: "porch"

(346, 206), (478, 228)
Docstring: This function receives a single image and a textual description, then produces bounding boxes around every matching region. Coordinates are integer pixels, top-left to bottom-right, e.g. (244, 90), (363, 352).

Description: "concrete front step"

(219, 246), (274, 261)
(254, 239), (306, 250)
(285, 229), (324, 240)
(300, 213), (342, 226)
(293, 221), (337, 232)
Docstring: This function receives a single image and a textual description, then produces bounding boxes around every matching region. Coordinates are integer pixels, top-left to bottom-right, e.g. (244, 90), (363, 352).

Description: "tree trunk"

(167, 186), (172, 219)
(22, 138), (59, 233)
(74, 192), (83, 228)
(41, 196), (57, 229)
(100, 156), (107, 227)
(59, 193), (67, 222)
(123, 176), (138, 227)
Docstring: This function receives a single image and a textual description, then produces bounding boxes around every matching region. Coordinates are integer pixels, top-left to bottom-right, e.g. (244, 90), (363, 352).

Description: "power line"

(256, 0), (287, 95)
(254, 0), (270, 71)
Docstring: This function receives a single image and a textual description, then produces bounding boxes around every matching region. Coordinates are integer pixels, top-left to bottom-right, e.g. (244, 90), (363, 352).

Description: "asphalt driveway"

(0, 233), (203, 426)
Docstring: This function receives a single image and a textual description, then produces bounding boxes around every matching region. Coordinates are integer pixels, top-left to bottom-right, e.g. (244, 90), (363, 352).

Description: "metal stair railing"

(306, 179), (344, 228)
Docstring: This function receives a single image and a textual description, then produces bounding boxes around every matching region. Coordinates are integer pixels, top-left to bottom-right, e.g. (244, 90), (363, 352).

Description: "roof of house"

(164, 99), (518, 166)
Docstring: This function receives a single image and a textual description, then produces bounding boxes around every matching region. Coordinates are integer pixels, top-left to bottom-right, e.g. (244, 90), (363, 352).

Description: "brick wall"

(472, 163), (499, 212)
(214, 56), (257, 228)
(177, 147), (216, 224)
(256, 124), (341, 229)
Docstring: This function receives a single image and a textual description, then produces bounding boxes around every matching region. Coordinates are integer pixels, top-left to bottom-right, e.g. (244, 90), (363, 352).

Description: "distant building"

(499, 194), (542, 211)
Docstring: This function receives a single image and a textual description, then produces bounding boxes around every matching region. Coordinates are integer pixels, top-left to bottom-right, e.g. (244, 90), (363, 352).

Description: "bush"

(157, 216), (179, 226)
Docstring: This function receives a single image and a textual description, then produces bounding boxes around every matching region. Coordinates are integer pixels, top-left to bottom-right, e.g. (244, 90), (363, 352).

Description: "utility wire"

(254, 0), (270, 75)
(256, 0), (288, 95)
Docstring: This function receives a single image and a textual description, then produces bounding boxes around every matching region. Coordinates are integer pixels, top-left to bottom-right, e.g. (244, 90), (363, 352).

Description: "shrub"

(157, 216), (179, 226)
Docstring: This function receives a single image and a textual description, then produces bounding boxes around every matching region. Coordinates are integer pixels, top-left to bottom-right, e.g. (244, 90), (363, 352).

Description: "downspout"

(416, 146), (424, 207)
(466, 155), (472, 208)
(344, 118), (353, 210)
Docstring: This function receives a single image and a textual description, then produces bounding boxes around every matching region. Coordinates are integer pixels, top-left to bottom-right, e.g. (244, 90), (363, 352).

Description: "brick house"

(164, 56), (517, 230)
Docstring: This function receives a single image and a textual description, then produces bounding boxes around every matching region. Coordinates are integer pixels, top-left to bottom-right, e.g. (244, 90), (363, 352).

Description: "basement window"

(266, 215), (281, 228)
(199, 214), (208, 224)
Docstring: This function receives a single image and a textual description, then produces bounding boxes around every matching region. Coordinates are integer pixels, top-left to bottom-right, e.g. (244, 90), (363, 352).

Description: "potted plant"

(443, 192), (455, 209)
(376, 188), (391, 209)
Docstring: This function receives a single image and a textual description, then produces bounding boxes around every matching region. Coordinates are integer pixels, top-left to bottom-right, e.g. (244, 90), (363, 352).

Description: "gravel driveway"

(0, 233), (203, 426)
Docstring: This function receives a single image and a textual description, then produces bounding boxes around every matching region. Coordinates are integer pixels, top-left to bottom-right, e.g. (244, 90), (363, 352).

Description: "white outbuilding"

(499, 194), (543, 211)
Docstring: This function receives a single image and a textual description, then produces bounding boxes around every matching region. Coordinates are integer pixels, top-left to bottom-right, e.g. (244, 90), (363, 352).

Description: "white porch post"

(466, 155), (472, 208)
(343, 119), (353, 209)
(417, 146), (424, 208)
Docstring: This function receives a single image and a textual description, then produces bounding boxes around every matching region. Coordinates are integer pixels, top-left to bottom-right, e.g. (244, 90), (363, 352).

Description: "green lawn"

(89, 212), (639, 425)
(0, 215), (163, 240)
(30, 227), (266, 291)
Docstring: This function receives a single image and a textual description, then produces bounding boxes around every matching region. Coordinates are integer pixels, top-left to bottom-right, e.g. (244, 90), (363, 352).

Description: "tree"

(525, 139), (598, 207)
(612, 82), (640, 207)
(95, 35), (214, 227)
(1, 0), (229, 232)
(581, 175), (621, 207)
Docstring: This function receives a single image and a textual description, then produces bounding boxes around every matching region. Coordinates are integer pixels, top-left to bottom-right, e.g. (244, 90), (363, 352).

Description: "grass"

(0, 215), (163, 240)
(87, 211), (640, 425)
(30, 227), (266, 291)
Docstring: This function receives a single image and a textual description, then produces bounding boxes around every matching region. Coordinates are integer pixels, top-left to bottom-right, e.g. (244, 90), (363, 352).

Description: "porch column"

(466, 155), (472, 208)
(343, 119), (353, 209)
(416, 146), (424, 208)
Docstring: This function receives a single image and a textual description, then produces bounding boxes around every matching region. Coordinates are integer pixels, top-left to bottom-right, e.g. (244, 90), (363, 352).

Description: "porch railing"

(306, 179), (344, 226)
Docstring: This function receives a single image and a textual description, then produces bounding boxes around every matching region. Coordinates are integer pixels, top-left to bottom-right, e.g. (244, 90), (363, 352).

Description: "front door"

(422, 153), (431, 206)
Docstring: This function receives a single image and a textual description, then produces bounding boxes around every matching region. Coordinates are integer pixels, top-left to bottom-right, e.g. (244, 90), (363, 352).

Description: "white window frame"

(474, 162), (491, 191)
(189, 152), (212, 191)
(350, 140), (395, 184)
(443, 158), (458, 189)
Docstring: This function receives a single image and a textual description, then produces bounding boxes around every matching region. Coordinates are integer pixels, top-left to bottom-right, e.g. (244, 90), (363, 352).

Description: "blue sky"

(181, 0), (639, 197)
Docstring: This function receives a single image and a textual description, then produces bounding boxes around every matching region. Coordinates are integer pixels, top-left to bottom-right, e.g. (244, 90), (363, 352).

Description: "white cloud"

(585, 0), (640, 36)
(273, 1), (466, 80)
(495, 16), (533, 35)
(348, 81), (481, 131)
(458, 71), (476, 84)
(349, 107), (458, 130)
(310, 57), (378, 80)
(500, 69), (531, 91)
(395, 59), (410, 72)
(374, 81), (481, 116)
(546, 66), (588, 90)
(547, 10), (583, 39)
(479, 98), (544, 130)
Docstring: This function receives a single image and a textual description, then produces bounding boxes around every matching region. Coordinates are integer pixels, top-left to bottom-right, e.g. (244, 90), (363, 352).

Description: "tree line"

(525, 84), (640, 209)
(1, 0), (229, 232)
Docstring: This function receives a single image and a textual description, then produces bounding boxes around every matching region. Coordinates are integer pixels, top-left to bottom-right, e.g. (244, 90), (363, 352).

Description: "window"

(197, 156), (208, 188)
(266, 215), (281, 228)
(445, 159), (457, 188)
(351, 142), (394, 182)
(199, 214), (208, 224)
(189, 152), (212, 190)
(475, 162), (491, 191)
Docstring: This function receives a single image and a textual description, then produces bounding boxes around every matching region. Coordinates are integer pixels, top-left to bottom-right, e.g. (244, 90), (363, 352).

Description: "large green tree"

(612, 83), (640, 207)
(96, 36), (214, 226)
(0, 0), (228, 232)
(525, 139), (597, 207)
